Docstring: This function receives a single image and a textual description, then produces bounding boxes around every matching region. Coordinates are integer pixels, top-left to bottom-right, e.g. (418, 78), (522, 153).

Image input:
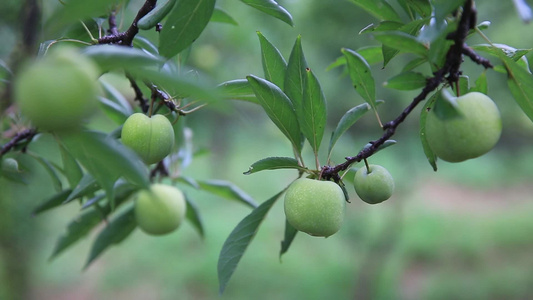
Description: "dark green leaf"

(85, 207), (136, 268)
(58, 141), (83, 188)
(342, 48), (376, 109)
(247, 75), (303, 153)
(99, 80), (133, 116)
(159, 0), (216, 58)
(374, 31), (429, 57)
(501, 54), (533, 122)
(301, 69), (327, 156)
(218, 192), (283, 294)
(82, 45), (164, 72)
(384, 71), (427, 90)
(404, 0), (431, 18)
(185, 194), (204, 238)
(64, 173), (99, 204)
(433, 0), (466, 24)
(217, 79), (258, 104)
(257, 32), (287, 89)
(244, 157), (304, 175)
(240, 0), (293, 26)
(32, 189), (73, 215)
(328, 103), (373, 157)
(419, 92), (438, 171)
(284, 36), (308, 144)
(211, 8), (238, 25)
(133, 36), (159, 55)
(81, 179), (137, 210)
(28, 153), (62, 192)
(98, 96), (130, 124)
(279, 219), (298, 259)
(137, 0), (178, 30)
(197, 180), (258, 209)
(349, 0), (402, 22)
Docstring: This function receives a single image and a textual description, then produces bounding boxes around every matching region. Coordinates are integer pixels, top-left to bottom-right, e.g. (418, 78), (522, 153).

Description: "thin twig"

(0, 129), (37, 157)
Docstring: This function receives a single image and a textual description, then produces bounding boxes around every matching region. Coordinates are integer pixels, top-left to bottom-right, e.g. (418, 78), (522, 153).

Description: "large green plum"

(134, 184), (186, 235)
(121, 113), (175, 164)
(284, 178), (345, 237)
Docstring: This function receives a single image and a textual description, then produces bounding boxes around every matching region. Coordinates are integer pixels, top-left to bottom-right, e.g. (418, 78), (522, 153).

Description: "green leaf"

(402, 57), (428, 72)
(218, 192), (283, 294)
(240, 0), (293, 26)
(357, 46), (385, 65)
(349, 0), (402, 22)
(419, 92), (438, 171)
(137, 0), (178, 30)
(197, 180), (258, 209)
(81, 179), (137, 210)
(382, 19), (428, 67)
(279, 219), (298, 259)
(185, 194), (204, 238)
(211, 8), (238, 25)
(98, 96), (130, 124)
(85, 207), (137, 268)
(342, 48), (376, 109)
(218, 79), (258, 104)
(404, 0), (432, 18)
(82, 45), (164, 72)
(501, 54), (533, 122)
(384, 71), (427, 90)
(433, 0), (465, 24)
(58, 141), (83, 188)
(28, 153), (62, 192)
(133, 35), (160, 55)
(244, 157), (304, 175)
(257, 32), (287, 90)
(159, 0), (216, 58)
(453, 75), (470, 96)
(301, 69), (327, 156)
(46, 0), (120, 34)
(284, 35), (308, 139)
(374, 31), (429, 57)
(471, 72), (488, 94)
(32, 189), (73, 215)
(99, 80), (133, 117)
(247, 75), (303, 153)
(328, 103), (373, 157)
(63, 173), (99, 204)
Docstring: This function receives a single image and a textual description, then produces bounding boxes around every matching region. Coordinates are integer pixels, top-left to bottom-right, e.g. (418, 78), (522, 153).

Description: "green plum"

(14, 47), (99, 131)
(121, 113), (175, 164)
(134, 184), (186, 235)
(425, 92), (502, 162)
(284, 178), (346, 237)
(354, 164), (394, 204)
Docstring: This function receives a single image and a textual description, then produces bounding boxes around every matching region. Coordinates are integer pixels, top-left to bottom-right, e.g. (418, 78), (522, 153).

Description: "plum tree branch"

(322, 0), (490, 182)
(0, 129), (37, 157)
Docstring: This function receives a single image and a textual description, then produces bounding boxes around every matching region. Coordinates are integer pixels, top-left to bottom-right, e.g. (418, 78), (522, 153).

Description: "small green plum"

(354, 164), (394, 204)
(284, 178), (346, 237)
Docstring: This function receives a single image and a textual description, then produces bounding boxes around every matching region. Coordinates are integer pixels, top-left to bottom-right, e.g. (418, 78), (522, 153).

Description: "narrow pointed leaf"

(374, 31), (428, 57)
(197, 180), (258, 209)
(82, 45), (164, 72)
(349, 0), (402, 22)
(159, 0), (216, 58)
(64, 173), (99, 204)
(29, 154), (62, 192)
(32, 189), (73, 215)
(85, 207), (137, 268)
(218, 192), (283, 294)
(58, 142), (83, 188)
(328, 103), (373, 156)
(240, 0), (293, 26)
(279, 219), (298, 259)
(211, 8), (238, 25)
(384, 71), (427, 90)
(218, 79), (258, 104)
(342, 48), (376, 108)
(284, 36), (308, 127)
(257, 32), (287, 89)
(185, 194), (204, 238)
(301, 69), (327, 155)
(501, 54), (533, 122)
(244, 157), (304, 175)
(404, 0), (432, 18)
(247, 75), (303, 152)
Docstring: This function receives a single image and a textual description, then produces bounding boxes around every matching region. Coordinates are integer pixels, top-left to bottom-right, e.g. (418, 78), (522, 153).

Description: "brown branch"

(0, 129), (37, 157)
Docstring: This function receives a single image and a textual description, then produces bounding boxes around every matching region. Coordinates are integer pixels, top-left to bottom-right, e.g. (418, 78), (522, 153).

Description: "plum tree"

(14, 47), (99, 131)
(425, 92), (502, 162)
(134, 183), (186, 235)
(121, 113), (175, 165)
(284, 178), (346, 237)
(354, 164), (395, 204)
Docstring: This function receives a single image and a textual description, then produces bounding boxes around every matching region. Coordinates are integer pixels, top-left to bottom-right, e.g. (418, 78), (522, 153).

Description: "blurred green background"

(1, 0), (533, 299)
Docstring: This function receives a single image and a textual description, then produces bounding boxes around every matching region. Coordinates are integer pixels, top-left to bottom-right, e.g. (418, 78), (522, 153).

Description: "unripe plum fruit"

(134, 183), (186, 235)
(425, 92), (502, 162)
(354, 164), (394, 204)
(121, 113), (175, 165)
(284, 178), (345, 237)
(14, 47), (99, 131)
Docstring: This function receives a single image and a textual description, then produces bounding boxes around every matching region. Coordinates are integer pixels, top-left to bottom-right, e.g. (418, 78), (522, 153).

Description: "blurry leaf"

(257, 32), (287, 89)
(32, 189), (73, 215)
(85, 207), (136, 268)
(197, 180), (258, 209)
(177, 176), (200, 189)
(133, 36), (159, 55)
(218, 79), (258, 104)
(58, 141), (83, 188)
(247, 75), (303, 153)
(471, 71), (488, 94)
(359, 21), (403, 34)
(349, 0), (401, 22)
(279, 219), (298, 259)
(82, 45), (164, 72)
(301, 69), (327, 156)
(240, 0), (293, 26)
(99, 80), (133, 116)
(218, 192), (283, 294)
(342, 48), (376, 110)
(64, 173), (99, 204)
(404, 0), (431, 18)
(420, 92), (438, 171)
(433, 0), (466, 24)
(328, 103), (373, 157)
(46, 0), (120, 34)
(402, 57), (427, 72)
(501, 54), (533, 122)
(384, 71), (427, 90)
(284, 36), (308, 143)
(374, 31), (428, 57)
(81, 179), (137, 210)
(326, 56), (347, 71)
(453, 75), (470, 96)
(244, 157), (304, 175)
(28, 153), (62, 192)
(137, 0), (177, 30)
(211, 7), (238, 25)
(159, 0), (216, 58)
(185, 194), (204, 238)
(98, 96), (130, 124)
